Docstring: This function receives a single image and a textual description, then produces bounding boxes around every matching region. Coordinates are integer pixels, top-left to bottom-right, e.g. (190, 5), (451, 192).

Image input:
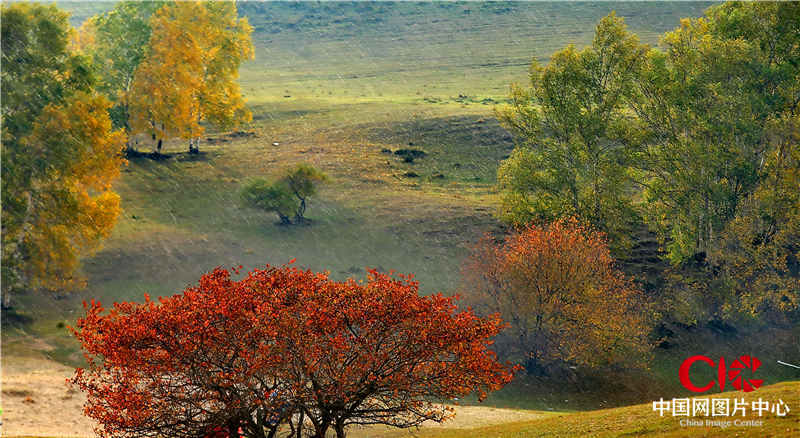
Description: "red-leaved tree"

(71, 264), (515, 438)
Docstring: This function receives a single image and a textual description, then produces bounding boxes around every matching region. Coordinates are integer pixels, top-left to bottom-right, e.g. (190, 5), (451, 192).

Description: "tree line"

(493, 2), (799, 335)
(74, 1), (253, 154)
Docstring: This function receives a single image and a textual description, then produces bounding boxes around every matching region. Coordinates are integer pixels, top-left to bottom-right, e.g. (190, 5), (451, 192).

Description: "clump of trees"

(71, 2), (164, 149)
(463, 218), (653, 376)
(71, 264), (515, 438)
(1, 3), (127, 307)
(0, 1), (257, 307)
(496, 13), (645, 250)
(495, 3), (799, 327)
(77, 1), (254, 154)
(240, 165), (327, 225)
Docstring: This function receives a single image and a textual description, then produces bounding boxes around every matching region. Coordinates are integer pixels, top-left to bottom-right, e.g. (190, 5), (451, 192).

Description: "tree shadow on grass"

(1, 308), (34, 328)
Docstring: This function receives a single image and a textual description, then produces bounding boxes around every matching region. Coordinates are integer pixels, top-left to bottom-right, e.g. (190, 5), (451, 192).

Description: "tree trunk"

(335, 419), (346, 438)
(4, 191), (34, 309)
(227, 418), (240, 437)
(189, 137), (200, 154)
(312, 418), (330, 438)
(2, 288), (11, 309)
(295, 198), (307, 223)
(125, 136), (136, 154)
(156, 138), (163, 155)
(295, 409), (304, 438)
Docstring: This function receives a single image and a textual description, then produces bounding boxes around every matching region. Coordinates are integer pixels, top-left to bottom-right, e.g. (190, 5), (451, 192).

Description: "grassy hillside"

(366, 381), (800, 438)
(57, 1), (713, 104)
(237, 2), (713, 101)
(15, 0), (795, 415)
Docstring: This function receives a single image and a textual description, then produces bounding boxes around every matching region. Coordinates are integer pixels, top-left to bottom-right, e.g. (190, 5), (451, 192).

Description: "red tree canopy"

(72, 264), (515, 438)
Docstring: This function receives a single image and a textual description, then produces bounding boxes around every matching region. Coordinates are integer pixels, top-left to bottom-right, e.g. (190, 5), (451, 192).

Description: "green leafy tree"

(630, 2), (799, 264)
(1, 3), (126, 307)
(280, 164), (328, 222)
(495, 13), (646, 249)
(240, 165), (327, 225)
(621, 2), (800, 327)
(75, 1), (164, 152)
(710, 113), (800, 325)
(240, 179), (297, 225)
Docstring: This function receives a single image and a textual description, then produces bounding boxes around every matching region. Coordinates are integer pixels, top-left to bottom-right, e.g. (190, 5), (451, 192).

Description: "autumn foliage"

(21, 94), (126, 291)
(463, 218), (653, 374)
(72, 264), (515, 438)
(1, 3), (127, 305)
(129, 1), (253, 153)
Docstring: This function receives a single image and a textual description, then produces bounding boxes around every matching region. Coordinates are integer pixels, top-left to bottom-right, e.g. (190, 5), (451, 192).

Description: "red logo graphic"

(679, 355), (764, 393)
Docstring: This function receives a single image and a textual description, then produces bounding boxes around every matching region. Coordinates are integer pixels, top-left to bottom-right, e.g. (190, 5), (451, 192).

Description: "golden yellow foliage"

(21, 93), (126, 291)
(129, 1), (253, 146)
(70, 16), (97, 53)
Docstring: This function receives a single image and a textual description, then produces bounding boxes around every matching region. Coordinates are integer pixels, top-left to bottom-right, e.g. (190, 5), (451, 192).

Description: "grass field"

(368, 381), (800, 438)
(6, 2), (800, 437)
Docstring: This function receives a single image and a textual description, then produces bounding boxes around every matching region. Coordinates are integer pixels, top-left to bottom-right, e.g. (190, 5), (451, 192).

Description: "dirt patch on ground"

(1, 358), (95, 437)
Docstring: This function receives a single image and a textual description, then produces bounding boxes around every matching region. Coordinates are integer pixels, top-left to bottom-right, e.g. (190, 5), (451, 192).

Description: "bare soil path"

(2, 357), (94, 437)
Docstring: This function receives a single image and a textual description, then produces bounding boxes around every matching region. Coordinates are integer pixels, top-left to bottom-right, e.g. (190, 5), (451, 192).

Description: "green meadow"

(4, 0), (714, 362)
(3, 2), (798, 437)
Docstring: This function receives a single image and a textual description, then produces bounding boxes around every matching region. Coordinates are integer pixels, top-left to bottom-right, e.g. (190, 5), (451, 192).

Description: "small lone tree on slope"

(240, 165), (327, 225)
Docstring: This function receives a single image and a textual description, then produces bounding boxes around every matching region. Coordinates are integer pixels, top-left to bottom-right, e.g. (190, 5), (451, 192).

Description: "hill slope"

(4, 0), (715, 365)
(368, 381), (800, 438)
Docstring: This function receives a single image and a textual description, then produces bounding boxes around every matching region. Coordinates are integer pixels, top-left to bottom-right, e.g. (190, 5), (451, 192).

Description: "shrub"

(240, 164), (327, 225)
(279, 164), (327, 222)
(240, 178), (296, 225)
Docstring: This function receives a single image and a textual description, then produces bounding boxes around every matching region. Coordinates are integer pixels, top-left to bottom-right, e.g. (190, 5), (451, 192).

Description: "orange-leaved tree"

(463, 218), (653, 375)
(72, 264), (515, 438)
(129, 1), (253, 154)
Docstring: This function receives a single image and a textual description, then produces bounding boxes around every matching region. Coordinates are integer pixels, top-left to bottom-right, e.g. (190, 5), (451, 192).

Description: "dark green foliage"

(240, 179), (296, 225)
(240, 164), (327, 225)
(394, 148), (427, 163)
